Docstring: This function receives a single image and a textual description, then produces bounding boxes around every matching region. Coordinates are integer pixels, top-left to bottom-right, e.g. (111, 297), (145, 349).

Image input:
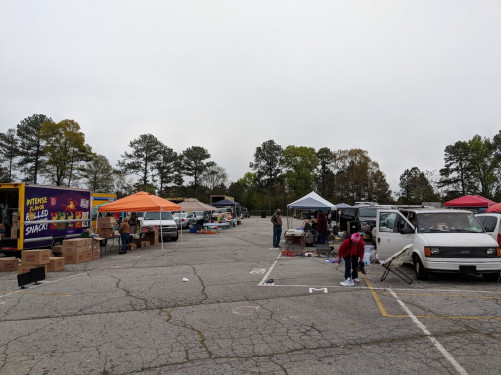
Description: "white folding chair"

(380, 244), (414, 284)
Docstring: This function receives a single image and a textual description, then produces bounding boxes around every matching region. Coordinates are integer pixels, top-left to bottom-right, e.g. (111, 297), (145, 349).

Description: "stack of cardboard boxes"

(0, 250), (66, 274)
(98, 217), (117, 238)
(11, 212), (20, 239)
(132, 238), (151, 248)
(53, 238), (98, 264)
(19, 249), (51, 274)
(143, 229), (159, 246)
(0, 256), (18, 272)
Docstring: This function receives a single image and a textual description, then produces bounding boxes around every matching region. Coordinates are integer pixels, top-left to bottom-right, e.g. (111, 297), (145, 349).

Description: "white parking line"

(258, 253), (281, 286)
(388, 288), (468, 375)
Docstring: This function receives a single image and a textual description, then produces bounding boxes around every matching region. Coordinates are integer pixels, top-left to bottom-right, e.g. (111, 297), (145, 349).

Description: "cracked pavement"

(0, 218), (500, 374)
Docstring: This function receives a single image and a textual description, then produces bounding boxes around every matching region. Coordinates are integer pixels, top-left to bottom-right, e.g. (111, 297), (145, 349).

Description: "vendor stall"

(286, 191), (337, 252)
(97, 192), (180, 250)
(283, 229), (305, 255)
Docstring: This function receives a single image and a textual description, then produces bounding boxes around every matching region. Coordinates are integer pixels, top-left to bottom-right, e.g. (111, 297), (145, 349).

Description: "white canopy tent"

(286, 191), (337, 229)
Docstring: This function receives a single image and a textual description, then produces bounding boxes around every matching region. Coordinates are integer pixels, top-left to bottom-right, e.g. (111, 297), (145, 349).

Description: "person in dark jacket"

(338, 232), (365, 286)
(317, 210), (328, 245)
(270, 209), (282, 248)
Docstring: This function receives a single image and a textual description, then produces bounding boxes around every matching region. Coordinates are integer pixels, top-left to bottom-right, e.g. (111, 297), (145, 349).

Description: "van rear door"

(376, 209), (414, 262)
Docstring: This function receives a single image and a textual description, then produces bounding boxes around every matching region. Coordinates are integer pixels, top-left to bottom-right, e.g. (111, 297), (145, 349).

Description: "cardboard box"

(99, 228), (114, 238)
(18, 263), (47, 275)
(11, 222), (19, 239)
(62, 238), (87, 250)
(92, 249), (100, 260)
(140, 241), (149, 248)
(47, 257), (65, 272)
(83, 249), (92, 262)
(21, 249), (51, 265)
(92, 238), (102, 251)
(64, 249), (85, 264)
(144, 231), (159, 245)
(0, 257), (18, 272)
(82, 238), (92, 250)
(98, 217), (117, 228)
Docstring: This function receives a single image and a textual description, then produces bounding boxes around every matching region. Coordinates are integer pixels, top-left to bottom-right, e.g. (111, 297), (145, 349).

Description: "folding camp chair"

(380, 244), (414, 284)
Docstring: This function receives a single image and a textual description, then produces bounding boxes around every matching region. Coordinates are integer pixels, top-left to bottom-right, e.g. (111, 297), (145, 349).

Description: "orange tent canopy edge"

(97, 191), (181, 212)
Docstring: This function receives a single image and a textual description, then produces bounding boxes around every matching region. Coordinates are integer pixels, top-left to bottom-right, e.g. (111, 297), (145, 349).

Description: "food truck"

(0, 183), (91, 256)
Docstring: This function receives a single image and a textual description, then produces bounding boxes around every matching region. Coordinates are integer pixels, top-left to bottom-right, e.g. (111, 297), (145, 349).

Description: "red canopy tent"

(487, 202), (501, 213)
(444, 195), (496, 208)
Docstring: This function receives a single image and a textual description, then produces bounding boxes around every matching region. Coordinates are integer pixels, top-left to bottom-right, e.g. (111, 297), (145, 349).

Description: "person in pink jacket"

(338, 232), (365, 286)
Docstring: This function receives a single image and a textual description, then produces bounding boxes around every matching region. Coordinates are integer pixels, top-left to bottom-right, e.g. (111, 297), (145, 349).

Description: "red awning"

(444, 195), (496, 208)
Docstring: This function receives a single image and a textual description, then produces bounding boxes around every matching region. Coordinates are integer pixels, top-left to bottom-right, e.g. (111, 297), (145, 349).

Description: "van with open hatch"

(375, 208), (501, 281)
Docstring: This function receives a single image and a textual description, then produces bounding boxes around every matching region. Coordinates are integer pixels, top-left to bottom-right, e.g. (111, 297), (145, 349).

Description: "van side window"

(482, 217), (497, 232)
(379, 212), (398, 232)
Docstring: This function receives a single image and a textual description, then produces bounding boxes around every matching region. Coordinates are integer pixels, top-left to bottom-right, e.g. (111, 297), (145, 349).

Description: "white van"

(375, 208), (501, 281)
(139, 211), (178, 241)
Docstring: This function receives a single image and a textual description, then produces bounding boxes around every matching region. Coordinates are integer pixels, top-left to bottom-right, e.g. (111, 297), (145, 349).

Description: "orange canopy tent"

(97, 192), (181, 249)
(97, 191), (180, 213)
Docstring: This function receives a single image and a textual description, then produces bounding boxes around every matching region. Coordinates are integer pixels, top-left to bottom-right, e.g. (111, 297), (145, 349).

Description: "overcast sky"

(1, 0), (500, 194)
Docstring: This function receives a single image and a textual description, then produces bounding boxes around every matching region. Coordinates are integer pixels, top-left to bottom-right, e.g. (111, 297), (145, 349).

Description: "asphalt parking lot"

(0, 217), (500, 375)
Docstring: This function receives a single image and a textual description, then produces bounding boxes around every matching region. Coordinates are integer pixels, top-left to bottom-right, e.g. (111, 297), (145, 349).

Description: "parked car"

(475, 213), (501, 246)
(139, 212), (178, 241)
(375, 208), (501, 281)
(173, 213), (196, 229)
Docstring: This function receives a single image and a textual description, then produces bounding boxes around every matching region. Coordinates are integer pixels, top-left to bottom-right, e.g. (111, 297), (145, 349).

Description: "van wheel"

(414, 255), (428, 280)
(483, 272), (500, 282)
(171, 232), (179, 241)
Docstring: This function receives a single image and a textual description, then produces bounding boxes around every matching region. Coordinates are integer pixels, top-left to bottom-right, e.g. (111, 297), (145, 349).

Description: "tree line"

(1, 114), (500, 210)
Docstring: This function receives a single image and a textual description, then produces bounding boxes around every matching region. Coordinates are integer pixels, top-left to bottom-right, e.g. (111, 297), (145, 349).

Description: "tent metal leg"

(381, 260), (413, 284)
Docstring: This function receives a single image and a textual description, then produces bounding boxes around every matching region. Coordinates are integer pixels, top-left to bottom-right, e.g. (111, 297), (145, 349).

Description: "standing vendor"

(118, 219), (131, 254)
(128, 212), (139, 234)
(317, 210), (328, 245)
(271, 208), (282, 248)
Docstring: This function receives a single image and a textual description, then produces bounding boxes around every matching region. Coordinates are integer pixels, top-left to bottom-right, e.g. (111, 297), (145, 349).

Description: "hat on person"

(351, 233), (361, 242)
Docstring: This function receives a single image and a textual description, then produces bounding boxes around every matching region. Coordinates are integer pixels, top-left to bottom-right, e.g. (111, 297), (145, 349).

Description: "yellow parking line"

(379, 291), (501, 300)
(362, 275), (501, 320)
(362, 274), (389, 317)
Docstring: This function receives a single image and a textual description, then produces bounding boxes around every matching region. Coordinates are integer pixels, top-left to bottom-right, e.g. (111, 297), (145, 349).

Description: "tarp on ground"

(287, 191), (336, 210)
(444, 194), (496, 208)
(179, 198), (217, 212)
(97, 192), (181, 212)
